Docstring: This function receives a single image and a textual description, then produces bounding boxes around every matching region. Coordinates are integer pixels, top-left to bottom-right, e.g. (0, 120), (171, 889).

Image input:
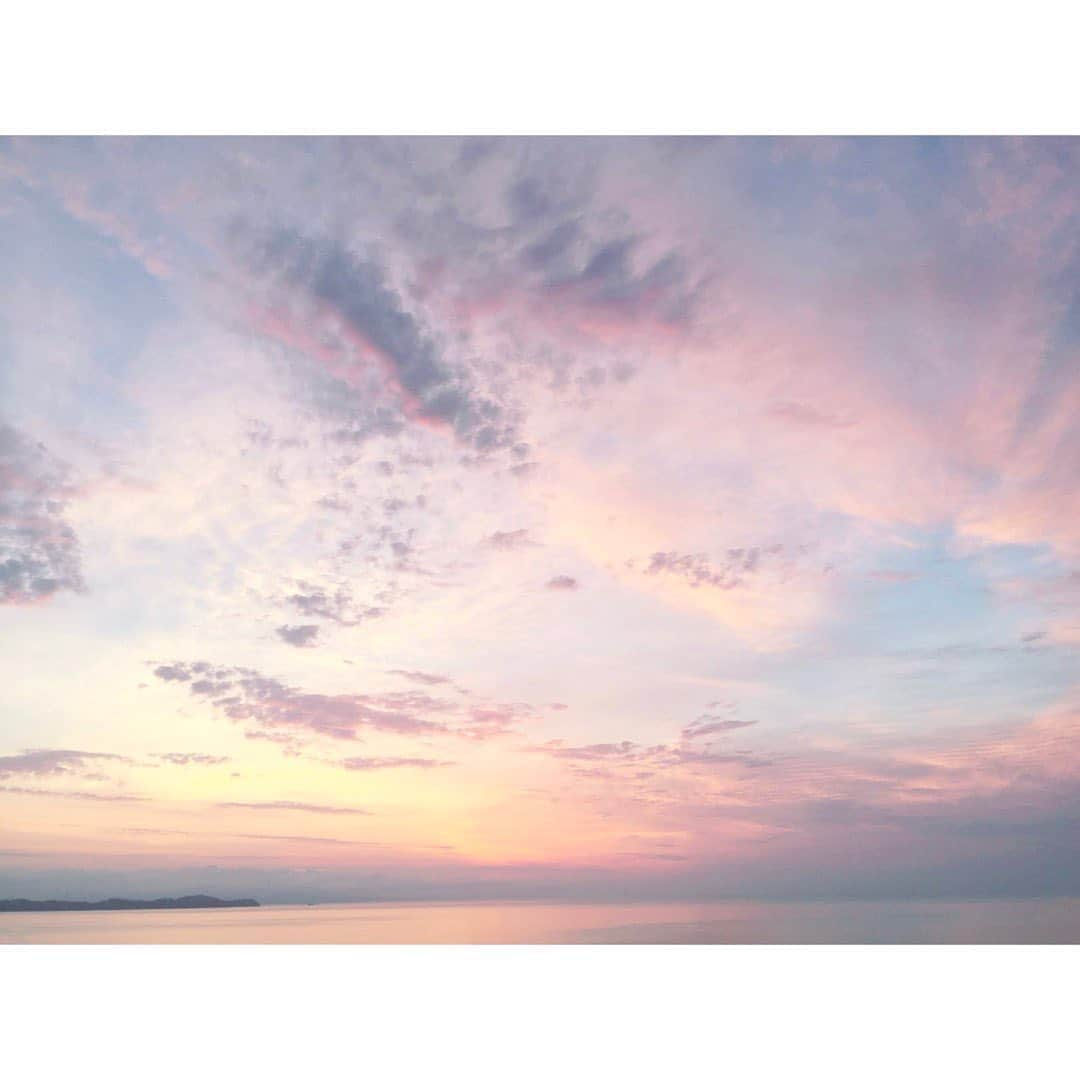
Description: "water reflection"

(3, 898), (1080, 944)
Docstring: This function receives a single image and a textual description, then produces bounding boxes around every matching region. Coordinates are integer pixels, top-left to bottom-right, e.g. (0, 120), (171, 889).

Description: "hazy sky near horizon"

(1, 137), (1078, 903)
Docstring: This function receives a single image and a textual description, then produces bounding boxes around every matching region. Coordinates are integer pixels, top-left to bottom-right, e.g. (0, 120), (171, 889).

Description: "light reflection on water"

(3, 898), (1080, 944)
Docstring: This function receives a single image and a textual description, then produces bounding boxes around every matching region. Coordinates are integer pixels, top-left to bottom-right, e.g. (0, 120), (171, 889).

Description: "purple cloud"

(286, 584), (383, 626)
(238, 226), (518, 452)
(0, 749), (128, 778)
(545, 575), (579, 591)
(276, 624), (320, 648)
(152, 661), (451, 741)
(644, 548), (784, 590)
(486, 529), (534, 551)
(682, 717), (758, 740)
(0, 424), (85, 605)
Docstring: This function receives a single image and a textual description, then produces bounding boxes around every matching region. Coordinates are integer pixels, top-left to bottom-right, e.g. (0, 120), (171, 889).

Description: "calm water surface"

(3, 898), (1080, 943)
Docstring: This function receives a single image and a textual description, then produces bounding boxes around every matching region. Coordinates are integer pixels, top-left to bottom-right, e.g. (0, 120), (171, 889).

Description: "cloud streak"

(0, 749), (128, 778)
(338, 756), (452, 771)
(217, 800), (370, 815)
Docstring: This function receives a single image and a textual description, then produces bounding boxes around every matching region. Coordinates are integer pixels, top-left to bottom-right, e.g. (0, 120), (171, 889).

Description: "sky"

(0, 136), (1078, 904)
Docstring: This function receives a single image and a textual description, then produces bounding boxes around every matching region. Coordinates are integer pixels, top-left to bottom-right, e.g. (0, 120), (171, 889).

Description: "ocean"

(3, 897), (1080, 944)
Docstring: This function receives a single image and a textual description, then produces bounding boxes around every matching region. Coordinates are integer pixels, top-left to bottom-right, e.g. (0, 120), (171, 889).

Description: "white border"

(3, 1), (1078, 134)
(2, 945), (1075, 1078)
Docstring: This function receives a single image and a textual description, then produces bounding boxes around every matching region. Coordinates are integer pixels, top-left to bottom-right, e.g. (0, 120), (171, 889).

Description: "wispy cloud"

(152, 753), (230, 767)
(0, 786), (147, 802)
(338, 756), (452, 771)
(387, 669), (453, 686)
(216, 800), (370, 815)
(0, 749), (128, 778)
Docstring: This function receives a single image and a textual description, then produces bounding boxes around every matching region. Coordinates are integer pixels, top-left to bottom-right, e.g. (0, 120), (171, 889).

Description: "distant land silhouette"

(0, 894), (259, 912)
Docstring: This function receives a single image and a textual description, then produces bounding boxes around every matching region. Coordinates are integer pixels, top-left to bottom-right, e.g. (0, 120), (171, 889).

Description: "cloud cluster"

(0, 424), (85, 605)
(151, 661), (541, 746)
(285, 584), (384, 627)
(643, 548), (786, 591)
(238, 227), (518, 453)
(152, 661), (451, 741)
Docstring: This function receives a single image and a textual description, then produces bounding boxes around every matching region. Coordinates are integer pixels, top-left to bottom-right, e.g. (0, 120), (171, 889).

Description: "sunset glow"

(1, 136), (1078, 903)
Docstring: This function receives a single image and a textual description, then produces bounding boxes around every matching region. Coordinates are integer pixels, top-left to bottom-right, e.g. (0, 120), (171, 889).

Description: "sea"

(2, 897), (1080, 943)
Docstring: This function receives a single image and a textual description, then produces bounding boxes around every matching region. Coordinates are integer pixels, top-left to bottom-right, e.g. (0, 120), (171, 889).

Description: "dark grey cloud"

(276, 624), (320, 648)
(457, 137), (499, 171)
(240, 227), (517, 452)
(542, 232), (697, 329)
(0, 424), (85, 605)
(506, 176), (558, 223)
(523, 220), (581, 270)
